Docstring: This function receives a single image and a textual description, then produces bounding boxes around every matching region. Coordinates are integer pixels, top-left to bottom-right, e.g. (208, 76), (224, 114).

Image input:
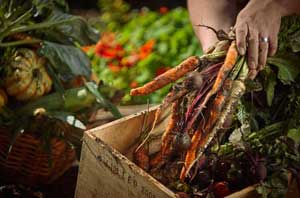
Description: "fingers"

(236, 23), (279, 79)
(258, 34), (269, 71)
(236, 24), (248, 55)
(268, 34), (278, 56)
(247, 29), (259, 80)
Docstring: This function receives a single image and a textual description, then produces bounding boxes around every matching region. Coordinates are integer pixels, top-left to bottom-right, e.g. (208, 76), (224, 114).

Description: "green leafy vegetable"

(263, 66), (277, 106)
(289, 30), (300, 53)
(267, 54), (300, 85)
(85, 82), (122, 119)
(287, 128), (300, 144)
(39, 41), (92, 81)
(43, 10), (99, 45)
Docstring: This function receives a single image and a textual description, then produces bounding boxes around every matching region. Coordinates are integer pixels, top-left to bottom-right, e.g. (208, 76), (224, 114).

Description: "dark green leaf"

(32, 0), (68, 15)
(287, 128), (300, 144)
(53, 0), (69, 12)
(263, 66), (277, 106)
(256, 170), (289, 198)
(39, 41), (91, 81)
(289, 30), (300, 53)
(85, 82), (122, 119)
(45, 62), (65, 95)
(267, 54), (300, 85)
(43, 10), (99, 45)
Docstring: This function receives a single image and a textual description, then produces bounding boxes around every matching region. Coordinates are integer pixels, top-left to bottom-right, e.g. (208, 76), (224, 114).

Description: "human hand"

(234, 0), (284, 79)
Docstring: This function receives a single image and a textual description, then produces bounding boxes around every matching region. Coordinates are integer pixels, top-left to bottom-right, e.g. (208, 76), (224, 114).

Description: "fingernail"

(248, 70), (256, 80)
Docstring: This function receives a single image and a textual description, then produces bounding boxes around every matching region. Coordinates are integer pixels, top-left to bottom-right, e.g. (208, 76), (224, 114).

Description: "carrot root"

(130, 56), (200, 96)
(180, 79), (233, 180)
(134, 144), (150, 171)
(196, 41), (238, 116)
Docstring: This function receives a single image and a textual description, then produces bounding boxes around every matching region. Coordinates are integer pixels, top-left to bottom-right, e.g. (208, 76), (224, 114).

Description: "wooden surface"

(72, 104), (154, 157)
(75, 105), (299, 198)
(75, 106), (176, 198)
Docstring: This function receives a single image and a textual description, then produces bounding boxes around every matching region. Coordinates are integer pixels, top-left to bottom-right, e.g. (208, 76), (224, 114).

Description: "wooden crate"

(70, 104), (155, 157)
(75, 106), (299, 198)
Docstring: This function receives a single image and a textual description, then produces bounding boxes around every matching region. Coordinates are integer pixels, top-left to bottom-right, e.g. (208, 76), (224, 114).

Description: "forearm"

(187, 0), (242, 52)
(245, 0), (300, 17)
(275, 0), (300, 16)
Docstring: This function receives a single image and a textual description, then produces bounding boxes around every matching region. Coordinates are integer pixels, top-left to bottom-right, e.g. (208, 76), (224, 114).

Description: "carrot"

(161, 102), (181, 156)
(179, 125), (203, 180)
(149, 151), (163, 168)
(182, 79), (246, 180)
(180, 79), (233, 180)
(184, 62), (224, 129)
(135, 106), (163, 152)
(135, 89), (181, 152)
(192, 62), (248, 161)
(197, 41), (238, 114)
(130, 56), (201, 96)
(194, 80), (246, 161)
(149, 101), (181, 168)
(134, 143), (150, 171)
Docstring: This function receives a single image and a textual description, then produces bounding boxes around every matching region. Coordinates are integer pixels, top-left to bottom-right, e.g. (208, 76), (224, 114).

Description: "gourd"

(4, 48), (52, 101)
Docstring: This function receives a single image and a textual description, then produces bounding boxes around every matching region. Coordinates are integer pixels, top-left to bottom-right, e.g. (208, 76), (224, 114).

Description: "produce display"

(86, 7), (202, 104)
(0, 0), (120, 186)
(1, 0), (300, 197)
(0, 0), (122, 132)
(130, 19), (300, 198)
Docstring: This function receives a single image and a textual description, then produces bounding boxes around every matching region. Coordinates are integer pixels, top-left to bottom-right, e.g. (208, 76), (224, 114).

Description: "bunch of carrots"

(130, 33), (253, 197)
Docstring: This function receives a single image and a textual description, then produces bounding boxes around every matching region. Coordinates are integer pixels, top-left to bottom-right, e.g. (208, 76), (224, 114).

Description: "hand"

(235, 0), (284, 79)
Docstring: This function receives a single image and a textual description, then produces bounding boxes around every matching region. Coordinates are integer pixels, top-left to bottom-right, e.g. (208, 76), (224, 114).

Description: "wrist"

(273, 0), (300, 16)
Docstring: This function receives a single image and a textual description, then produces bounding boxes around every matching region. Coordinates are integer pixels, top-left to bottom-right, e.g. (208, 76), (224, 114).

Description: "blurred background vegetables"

(84, 1), (203, 104)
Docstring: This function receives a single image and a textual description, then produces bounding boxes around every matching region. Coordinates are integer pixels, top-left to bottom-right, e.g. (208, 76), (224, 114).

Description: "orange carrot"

(197, 41), (238, 113)
(130, 56), (200, 96)
(134, 143), (150, 171)
(180, 79), (233, 180)
(135, 91), (176, 152)
(161, 102), (180, 156)
(180, 126), (203, 180)
(149, 101), (180, 168)
(188, 80), (245, 174)
(182, 61), (248, 179)
(149, 151), (163, 168)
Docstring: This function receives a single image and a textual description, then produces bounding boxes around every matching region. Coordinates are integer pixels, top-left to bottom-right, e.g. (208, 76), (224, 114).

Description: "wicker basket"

(0, 128), (76, 186)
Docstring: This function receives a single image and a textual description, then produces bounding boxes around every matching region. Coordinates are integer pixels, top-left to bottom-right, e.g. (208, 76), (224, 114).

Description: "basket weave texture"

(0, 129), (76, 186)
